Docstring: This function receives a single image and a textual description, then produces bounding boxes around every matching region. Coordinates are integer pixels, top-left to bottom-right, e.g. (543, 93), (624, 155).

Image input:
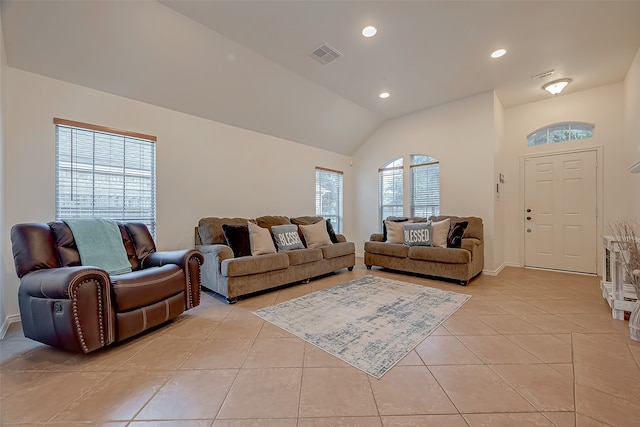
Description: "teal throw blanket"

(63, 218), (132, 275)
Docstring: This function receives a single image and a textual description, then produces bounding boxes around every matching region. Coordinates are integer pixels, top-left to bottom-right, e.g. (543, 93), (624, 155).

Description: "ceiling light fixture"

(379, 92), (390, 99)
(542, 78), (572, 95)
(362, 26), (377, 37)
(491, 48), (507, 59)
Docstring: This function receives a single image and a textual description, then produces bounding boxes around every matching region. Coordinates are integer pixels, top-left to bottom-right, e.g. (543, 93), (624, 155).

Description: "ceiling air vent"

(309, 43), (342, 65)
(531, 70), (555, 80)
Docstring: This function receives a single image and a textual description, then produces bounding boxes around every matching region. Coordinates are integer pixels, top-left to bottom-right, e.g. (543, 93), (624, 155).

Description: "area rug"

(252, 275), (471, 378)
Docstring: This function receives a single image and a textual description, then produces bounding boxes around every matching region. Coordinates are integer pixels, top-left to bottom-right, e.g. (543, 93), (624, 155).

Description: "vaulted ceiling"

(3, 1), (640, 155)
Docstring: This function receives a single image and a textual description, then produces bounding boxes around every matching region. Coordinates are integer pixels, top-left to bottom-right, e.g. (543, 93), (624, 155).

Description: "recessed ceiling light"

(362, 26), (377, 37)
(379, 92), (390, 99)
(542, 78), (572, 95)
(491, 48), (507, 59)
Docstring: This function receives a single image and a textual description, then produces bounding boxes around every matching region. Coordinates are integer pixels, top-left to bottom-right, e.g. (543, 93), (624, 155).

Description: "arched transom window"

(527, 122), (594, 147)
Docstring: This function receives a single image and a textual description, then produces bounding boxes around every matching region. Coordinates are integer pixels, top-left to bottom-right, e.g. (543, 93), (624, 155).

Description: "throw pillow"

(403, 222), (433, 246)
(248, 222), (277, 255)
(325, 218), (339, 244)
(271, 224), (305, 251)
(384, 220), (406, 244)
(299, 219), (333, 248)
(222, 224), (251, 257)
(431, 218), (451, 248)
(382, 217), (409, 241)
(447, 221), (469, 248)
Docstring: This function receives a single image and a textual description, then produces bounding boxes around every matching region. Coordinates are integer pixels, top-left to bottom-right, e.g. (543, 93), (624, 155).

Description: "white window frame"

(315, 167), (343, 233)
(378, 157), (404, 228)
(527, 122), (595, 146)
(410, 154), (440, 218)
(54, 118), (157, 237)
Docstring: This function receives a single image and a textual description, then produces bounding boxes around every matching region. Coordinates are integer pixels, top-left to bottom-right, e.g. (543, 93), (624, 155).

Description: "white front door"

(524, 150), (597, 274)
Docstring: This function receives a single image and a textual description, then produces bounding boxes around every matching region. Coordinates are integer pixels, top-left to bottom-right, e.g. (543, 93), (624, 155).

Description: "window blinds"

(410, 160), (440, 218)
(378, 160), (404, 225)
(55, 119), (157, 237)
(315, 167), (343, 232)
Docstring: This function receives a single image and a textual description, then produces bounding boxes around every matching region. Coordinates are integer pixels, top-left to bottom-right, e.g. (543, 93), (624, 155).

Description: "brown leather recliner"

(10, 221), (205, 353)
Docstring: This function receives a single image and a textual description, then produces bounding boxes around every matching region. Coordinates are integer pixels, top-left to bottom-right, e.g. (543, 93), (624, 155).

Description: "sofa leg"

(227, 297), (238, 304)
(366, 265), (372, 270)
(459, 280), (468, 286)
(301, 279), (310, 284)
(348, 266), (354, 271)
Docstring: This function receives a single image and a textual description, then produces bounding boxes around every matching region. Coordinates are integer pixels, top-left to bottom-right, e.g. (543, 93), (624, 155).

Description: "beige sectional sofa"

(195, 215), (355, 303)
(364, 215), (484, 285)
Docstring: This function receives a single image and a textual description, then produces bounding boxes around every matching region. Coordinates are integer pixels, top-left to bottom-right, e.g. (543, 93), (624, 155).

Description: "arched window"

(378, 154), (440, 226)
(410, 154), (440, 217)
(527, 122), (594, 146)
(378, 157), (403, 223)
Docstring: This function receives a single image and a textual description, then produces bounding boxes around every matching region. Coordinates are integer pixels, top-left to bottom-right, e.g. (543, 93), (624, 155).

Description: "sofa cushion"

(321, 241), (355, 260)
(364, 241), (409, 258)
(447, 221), (468, 248)
(248, 223), (277, 255)
(286, 248), (323, 266)
(255, 215), (291, 231)
(221, 252), (289, 277)
(222, 224), (251, 257)
(300, 220), (333, 249)
(403, 222), (433, 246)
(272, 224), (305, 251)
(198, 217), (249, 245)
(431, 218), (450, 248)
(111, 264), (184, 312)
(408, 246), (471, 264)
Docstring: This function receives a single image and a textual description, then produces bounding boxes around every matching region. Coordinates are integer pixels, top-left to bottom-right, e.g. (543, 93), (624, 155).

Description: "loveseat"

(10, 221), (204, 353)
(195, 215), (355, 303)
(364, 215), (484, 285)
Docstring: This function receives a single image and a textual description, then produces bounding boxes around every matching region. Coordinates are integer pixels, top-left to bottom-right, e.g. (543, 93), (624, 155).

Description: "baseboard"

(0, 314), (21, 340)
(482, 261), (520, 276)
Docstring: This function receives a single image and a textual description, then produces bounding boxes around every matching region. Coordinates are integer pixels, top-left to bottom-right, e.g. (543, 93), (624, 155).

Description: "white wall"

(503, 83), (627, 270)
(493, 92), (506, 272)
(625, 48), (640, 218)
(1, 68), (353, 322)
(352, 92), (499, 271)
(0, 7), (7, 335)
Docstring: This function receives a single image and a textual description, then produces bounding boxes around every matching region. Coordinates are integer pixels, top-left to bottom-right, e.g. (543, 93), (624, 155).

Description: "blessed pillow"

(271, 224), (305, 251)
(248, 222), (276, 255)
(431, 218), (451, 248)
(299, 219), (333, 249)
(222, 224), (251, 257)
(447, 221), (469, 248)
(403, 222), (433, 246)
(384, 220), (406, 244)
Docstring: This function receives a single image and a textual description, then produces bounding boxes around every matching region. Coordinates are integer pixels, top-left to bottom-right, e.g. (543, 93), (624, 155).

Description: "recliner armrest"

(18, 266), (114, 353)
(143, 249), (205, 309)
(19, 266), (111, 299)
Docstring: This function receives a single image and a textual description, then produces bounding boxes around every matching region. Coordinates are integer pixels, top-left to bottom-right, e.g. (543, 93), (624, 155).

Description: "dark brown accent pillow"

(222, 224), (251, 257)
(325, 219), (339, 244)
(447, 221), (469, 248)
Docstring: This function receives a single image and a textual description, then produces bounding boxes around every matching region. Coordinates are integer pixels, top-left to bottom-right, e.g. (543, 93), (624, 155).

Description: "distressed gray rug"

(252, 275), (471, 378)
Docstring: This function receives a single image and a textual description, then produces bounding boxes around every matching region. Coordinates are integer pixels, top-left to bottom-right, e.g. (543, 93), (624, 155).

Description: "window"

(527, 122), (594, 146)
(378, 157), (404, 224)
(315, 167), (343, 233)
(410, 154), (440, 217)
(55, 118), (157, 236)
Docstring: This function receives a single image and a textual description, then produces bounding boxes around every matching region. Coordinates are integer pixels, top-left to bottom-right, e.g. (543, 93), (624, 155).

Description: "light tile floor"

(2, 262), (640, 426)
